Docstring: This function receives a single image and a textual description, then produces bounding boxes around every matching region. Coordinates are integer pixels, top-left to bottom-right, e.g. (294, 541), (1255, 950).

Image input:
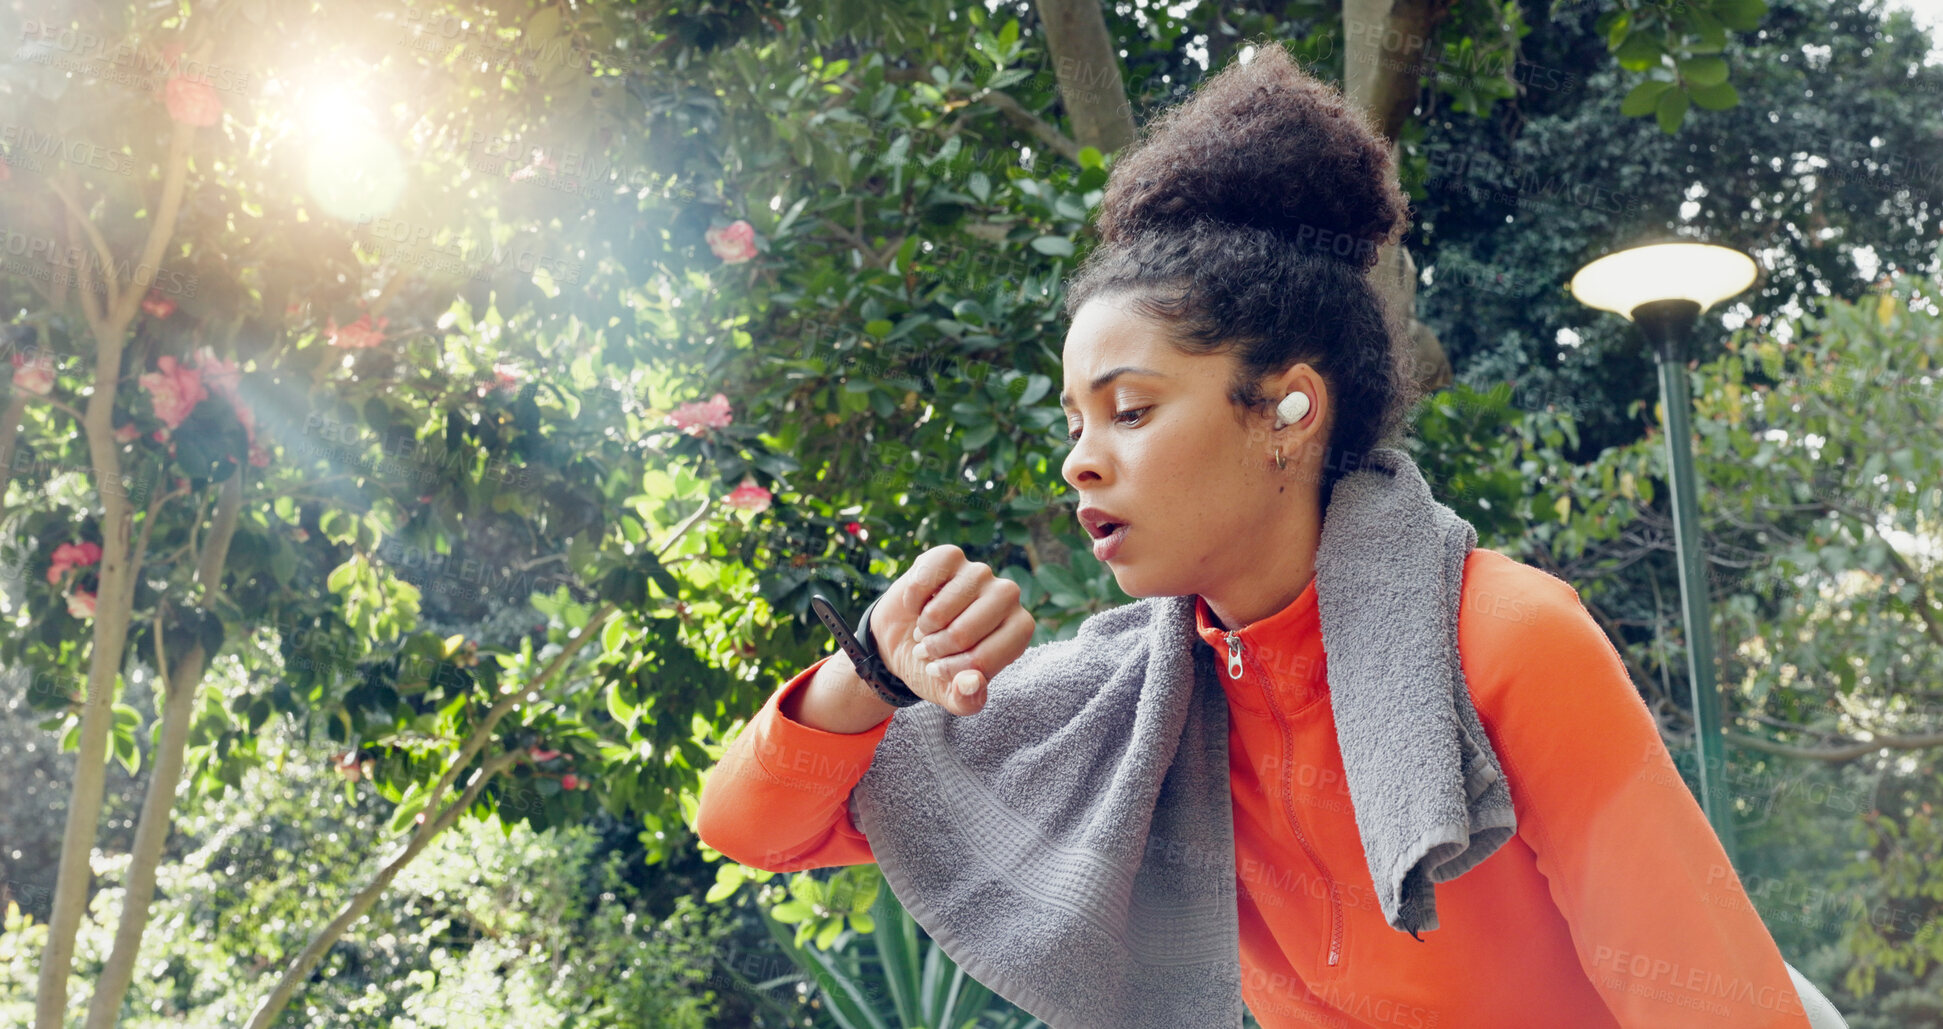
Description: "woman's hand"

(869, 545), (1035, 716)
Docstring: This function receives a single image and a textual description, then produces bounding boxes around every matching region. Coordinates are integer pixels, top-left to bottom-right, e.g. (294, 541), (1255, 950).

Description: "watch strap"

(809, 594), (923, 708)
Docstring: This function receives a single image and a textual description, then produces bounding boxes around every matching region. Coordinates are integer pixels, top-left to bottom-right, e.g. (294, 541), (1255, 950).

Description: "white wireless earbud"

(1274, 391), (1311, 429)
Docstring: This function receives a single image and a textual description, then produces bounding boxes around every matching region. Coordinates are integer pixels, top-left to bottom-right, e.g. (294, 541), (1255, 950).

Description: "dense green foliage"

(2, 0), (1938, 1023)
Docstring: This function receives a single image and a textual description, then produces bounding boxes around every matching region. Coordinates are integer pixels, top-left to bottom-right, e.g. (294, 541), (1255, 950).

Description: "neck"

(1202, 489), (1322, 631)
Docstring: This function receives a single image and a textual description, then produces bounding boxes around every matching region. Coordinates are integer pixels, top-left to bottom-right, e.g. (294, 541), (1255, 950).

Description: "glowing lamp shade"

(1568, 242), (1757, 320)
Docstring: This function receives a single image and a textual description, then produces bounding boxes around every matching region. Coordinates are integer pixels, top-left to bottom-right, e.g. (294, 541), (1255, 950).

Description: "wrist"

(785, 651), (898, 734)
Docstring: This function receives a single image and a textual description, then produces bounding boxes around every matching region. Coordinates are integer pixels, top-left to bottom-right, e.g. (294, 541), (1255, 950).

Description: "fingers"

(918, 606), (1035, 716)
(886, 544), (967, 638)
(912, 557), (991, 639)
(912, 575), (1021, 665)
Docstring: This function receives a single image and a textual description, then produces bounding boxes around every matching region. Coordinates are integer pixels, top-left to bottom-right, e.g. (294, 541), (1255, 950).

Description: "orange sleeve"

(693, 654), (892, 872)
(1474, 583), (1814, 1028)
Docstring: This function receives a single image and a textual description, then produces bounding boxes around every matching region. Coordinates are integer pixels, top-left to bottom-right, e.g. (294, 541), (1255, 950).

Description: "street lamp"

(1570, 240), (1758, 869)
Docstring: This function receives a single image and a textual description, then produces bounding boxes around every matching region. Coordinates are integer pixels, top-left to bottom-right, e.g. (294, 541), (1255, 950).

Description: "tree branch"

(244, 749), (522, 1029)
(970, 88), (1082, 164)
(1726, 729), (1943, 763)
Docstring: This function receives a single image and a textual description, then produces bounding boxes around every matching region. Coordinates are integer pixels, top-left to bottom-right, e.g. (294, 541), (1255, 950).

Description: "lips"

(1077, 506), (1130, 540)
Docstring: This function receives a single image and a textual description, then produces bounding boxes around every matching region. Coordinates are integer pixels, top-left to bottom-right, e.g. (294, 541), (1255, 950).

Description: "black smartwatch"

(809, 593), (923, 708)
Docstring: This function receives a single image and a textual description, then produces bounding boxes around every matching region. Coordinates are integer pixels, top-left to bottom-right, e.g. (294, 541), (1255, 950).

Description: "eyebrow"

(1059, 366), (1169, 409)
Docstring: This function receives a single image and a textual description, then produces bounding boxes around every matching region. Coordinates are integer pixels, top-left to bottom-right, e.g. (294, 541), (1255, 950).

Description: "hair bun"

(1094, 43), (1409, 272)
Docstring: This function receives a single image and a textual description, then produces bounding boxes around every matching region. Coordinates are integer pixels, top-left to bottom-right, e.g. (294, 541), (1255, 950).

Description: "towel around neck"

(847, 446), (1515, 1028)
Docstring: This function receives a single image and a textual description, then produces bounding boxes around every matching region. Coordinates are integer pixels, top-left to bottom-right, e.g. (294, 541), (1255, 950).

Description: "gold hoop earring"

(1275, 445), (1287, 471)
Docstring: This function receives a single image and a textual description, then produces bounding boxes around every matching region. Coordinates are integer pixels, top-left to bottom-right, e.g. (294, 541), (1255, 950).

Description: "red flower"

(142, 291), (176, 319)
(47, 542), (103, 585)
(704, 220), (758, 264)
(530, 747), (561, 762)
(164, 75), (222, 127)
(724, 475), (772, 515)
(139, 356), (207, 430)
(325, 313), (389, 349)
(11, 350), (55, 396)
(666, 393), (733, 437)
(843, 521), (868, 542)
(560, 774), (580, 791)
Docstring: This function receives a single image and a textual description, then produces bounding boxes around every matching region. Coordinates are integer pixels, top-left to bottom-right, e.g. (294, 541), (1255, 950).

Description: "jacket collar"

(1192, 578), (1328, 711)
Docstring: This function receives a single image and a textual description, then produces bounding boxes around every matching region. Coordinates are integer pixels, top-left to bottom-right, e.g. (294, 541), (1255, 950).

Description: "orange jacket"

(695, 548), (1814, 1028)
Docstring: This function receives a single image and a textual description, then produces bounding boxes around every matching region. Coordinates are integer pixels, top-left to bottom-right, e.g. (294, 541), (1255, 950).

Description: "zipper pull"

(1224, 632), (1244, 680)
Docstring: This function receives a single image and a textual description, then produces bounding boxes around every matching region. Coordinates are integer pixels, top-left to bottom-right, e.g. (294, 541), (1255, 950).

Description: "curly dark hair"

(1061, 40), (1422, 514)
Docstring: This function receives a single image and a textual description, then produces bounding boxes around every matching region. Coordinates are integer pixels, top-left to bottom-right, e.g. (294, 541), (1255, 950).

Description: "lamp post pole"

(1632, 297), (1740, 870)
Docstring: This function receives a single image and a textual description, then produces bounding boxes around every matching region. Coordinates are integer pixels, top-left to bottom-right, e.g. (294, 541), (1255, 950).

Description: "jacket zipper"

(1226, 631), (1342, 968)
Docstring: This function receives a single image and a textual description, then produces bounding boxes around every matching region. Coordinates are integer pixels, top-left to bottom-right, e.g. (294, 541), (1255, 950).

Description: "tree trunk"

(35, 113), (198, 1029)
(0, 395), (26, 523)
(35, 332), (136, 1029)
(1031, 0), (1137, 154)
(84, 472), (243, 1029)
(1342, 0), (1457, 398)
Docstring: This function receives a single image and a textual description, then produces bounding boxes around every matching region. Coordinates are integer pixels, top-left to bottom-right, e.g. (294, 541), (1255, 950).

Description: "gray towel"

(847, 446), (1515, 1028)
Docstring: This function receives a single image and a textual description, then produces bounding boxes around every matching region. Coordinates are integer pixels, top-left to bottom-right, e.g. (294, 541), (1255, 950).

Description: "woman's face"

(1059, 296), (1329, 608)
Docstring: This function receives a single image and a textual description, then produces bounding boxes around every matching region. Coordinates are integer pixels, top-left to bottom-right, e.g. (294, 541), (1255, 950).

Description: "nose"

(1062, 431), (1104, 490)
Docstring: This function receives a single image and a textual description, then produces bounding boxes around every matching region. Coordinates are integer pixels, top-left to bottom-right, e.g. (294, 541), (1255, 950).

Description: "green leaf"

(1621, 79), (1674, 117)
(1689, 80), (1739, 110)
(1679, 55), (1729, 87)
(770, 899), (813, 922)
(1029, 235), (1074, 257)
(1655, 86), (1691, 133)
(1614, 30), (1663, 69)
(606, 681), (637, 726)
(1604, 9), (1632, 50)
(1713, 0), (1767, 32)
(326, 559), (358, 595)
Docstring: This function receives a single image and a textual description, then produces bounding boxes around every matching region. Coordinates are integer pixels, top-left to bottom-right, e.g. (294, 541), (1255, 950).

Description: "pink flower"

(325, 313), (389, 349)
(196, 347), (240, 402)
(142, 291), (176, 319)
(138, 356), (207, 430)
(705, 220), (758, 264)
(11, 351), (54, 396)
(114, 423), (141, 444)
(66, 590), (97, 619)
(724, 475), (772, 515)
(491, 365), (520, 393)
(666, 393), (732, 437)
(163, 75), (222, 127)
(560, 774), (580, 791)
(194, 347), (268, 466)
(47, 542), (103, 585)
(530, 747), (561, 762)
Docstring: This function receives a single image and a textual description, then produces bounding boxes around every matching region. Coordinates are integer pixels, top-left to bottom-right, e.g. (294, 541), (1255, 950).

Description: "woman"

(696, 43), (1816, 1029)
